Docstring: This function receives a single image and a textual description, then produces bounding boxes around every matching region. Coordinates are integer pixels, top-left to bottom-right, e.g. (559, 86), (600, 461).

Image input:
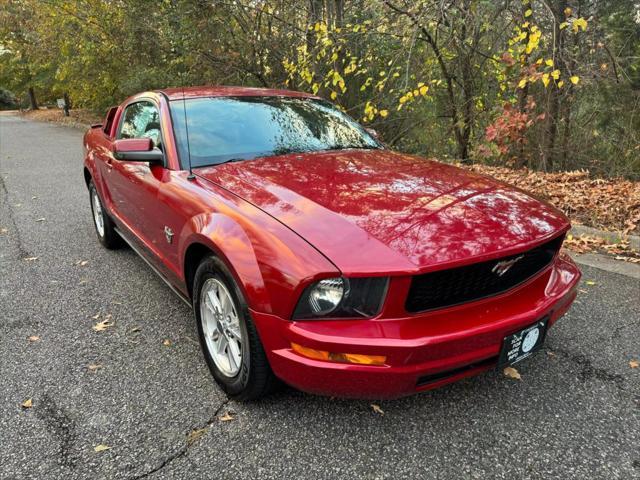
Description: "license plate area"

(498, 317), (549, 366)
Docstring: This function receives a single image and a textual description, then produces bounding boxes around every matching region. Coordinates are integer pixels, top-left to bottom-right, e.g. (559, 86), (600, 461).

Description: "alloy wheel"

(200, 278), (243, 377)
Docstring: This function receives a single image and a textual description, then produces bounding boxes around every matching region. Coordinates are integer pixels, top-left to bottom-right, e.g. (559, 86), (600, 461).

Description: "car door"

(109, 100), (170, 257)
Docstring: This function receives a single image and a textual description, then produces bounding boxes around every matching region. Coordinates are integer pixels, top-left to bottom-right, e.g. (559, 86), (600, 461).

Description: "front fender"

(180, 212), (339, 318)
(181, 213), (270, 312)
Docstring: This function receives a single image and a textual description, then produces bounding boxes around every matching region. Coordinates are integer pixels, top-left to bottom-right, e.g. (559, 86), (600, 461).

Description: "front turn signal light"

(291, 342), (386, 366)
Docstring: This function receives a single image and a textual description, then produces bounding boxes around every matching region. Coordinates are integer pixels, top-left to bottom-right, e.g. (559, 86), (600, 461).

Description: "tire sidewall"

(193, 256), (252, 396)
(89, 181), (107, 244)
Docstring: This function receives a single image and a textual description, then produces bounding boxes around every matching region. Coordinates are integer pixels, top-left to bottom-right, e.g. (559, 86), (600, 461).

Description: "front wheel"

(193, 256), (277, 400)
(88, 180), (121, 249)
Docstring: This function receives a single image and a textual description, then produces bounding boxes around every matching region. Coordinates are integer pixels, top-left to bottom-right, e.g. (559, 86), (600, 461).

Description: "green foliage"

(0, 0), (637, 178)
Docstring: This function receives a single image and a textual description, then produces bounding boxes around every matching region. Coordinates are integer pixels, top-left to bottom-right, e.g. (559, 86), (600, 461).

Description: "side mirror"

(365, 127), (379, 139)
(114, 138), (163, 164)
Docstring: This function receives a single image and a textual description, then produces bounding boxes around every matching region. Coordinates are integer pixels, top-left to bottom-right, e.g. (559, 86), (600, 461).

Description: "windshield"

(170, 96), (380, 168)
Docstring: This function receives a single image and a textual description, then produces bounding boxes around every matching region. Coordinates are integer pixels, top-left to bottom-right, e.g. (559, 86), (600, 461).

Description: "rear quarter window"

(103, 107), (118, 137)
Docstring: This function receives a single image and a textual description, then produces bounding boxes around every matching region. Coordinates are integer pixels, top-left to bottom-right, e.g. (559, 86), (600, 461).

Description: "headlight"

(293, 277), (389, 320)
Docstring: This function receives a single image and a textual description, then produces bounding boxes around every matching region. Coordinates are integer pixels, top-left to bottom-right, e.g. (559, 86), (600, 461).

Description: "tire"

(88, 180), (121, 249)
(193, 255), (277, 400)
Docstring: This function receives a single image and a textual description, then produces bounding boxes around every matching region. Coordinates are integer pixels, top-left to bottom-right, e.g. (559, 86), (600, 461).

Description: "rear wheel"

(89, 180), (121, 249)
(193, 256), (277, 400)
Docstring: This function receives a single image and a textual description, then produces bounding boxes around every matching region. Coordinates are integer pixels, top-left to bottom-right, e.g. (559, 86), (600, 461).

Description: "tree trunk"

(541, 0), (567, 171)
(63, 92), (71, 116)
(334, 0), (344, 27)
(306, 0), (323, 51)
(27, 87), (38, 110)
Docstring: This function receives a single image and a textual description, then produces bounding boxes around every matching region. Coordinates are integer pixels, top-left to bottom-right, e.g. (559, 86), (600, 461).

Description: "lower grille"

(405, 235), (564, 313)
(416, 356), (497, 386)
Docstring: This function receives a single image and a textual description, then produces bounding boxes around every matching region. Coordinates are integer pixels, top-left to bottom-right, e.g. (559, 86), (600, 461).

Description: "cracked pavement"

(1, 114), (639, 479)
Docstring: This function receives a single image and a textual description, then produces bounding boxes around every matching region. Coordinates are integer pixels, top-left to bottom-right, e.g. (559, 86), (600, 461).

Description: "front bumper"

(252, 254), (581, 399)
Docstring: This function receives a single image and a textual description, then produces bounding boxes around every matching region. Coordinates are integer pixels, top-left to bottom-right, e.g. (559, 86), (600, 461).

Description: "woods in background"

(1, 0), (638, 179)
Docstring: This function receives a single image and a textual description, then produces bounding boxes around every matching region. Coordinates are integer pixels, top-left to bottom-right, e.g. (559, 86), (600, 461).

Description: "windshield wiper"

(323, 144), (381, 152)
(213, 157), (246, 166)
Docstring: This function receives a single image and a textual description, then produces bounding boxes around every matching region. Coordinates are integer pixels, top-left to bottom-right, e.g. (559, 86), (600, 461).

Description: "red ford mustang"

(83, 86), (581, 400)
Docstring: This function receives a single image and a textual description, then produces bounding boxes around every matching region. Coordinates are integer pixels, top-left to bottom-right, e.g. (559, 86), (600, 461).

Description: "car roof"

(156, 85), (320, 101)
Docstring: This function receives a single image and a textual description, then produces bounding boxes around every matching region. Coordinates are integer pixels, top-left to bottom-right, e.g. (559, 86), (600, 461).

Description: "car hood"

(195, 150), (569, 275)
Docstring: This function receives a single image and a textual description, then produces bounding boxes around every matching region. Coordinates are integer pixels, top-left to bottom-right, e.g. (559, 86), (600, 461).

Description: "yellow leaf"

(503, 366), (521, 380)
(187, 428), (208, 445)
(524, 9), (532, 17)
(545, 59), (554, 67)
(551, 69), (561, 80)
(92, 320), (114, 332)
(629, 359), (639, 369)
(585, 280), (596, 286)
(87, 364), (102, 372)
(419, 85), (429, 96)
(560, 21), (568, 30)
(94, 444), (111, 453)
(379, 110), (389, 118)
(28, 335), (40, 342)
(572, 18), (587, 32)
(558, 80), (565, 88)
(330, 91), (338, 100)
(542, 74), (550, 87)
(518, 78), (527, 89)
(163, 339), (172, 346)
(570, 75), (579, 85)
(24, 256), (39, 262)
(564, 7), (572, 16)
(371, 404), (385, 415)
(21, 398), (33, 409)
(219, 411), (235, 422)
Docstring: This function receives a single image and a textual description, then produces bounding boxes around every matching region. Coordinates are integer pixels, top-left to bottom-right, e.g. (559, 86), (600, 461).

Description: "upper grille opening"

(405, 235), (564, 313)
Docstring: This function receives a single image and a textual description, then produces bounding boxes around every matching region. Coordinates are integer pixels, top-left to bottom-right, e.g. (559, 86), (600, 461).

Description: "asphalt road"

(1, 114), (639, 480)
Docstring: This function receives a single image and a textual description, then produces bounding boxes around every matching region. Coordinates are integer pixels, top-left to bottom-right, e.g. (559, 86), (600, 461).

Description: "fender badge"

(164, 226), (174, 244)
(492, 255), (524, 276)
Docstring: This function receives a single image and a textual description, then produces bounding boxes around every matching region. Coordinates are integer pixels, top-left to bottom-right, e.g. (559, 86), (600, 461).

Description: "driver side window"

(118, 101), (161, 147)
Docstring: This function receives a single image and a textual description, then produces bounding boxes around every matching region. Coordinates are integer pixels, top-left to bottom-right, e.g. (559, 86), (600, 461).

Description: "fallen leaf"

(21, 398), (33, 409)
(31, 196), (37, 200)
(94, 444), (111, 453)
(546, 350), (556, 357)
(130, 326), (141, 333)
(187, 427), (208, 445)
(219, 411), (235, 422)
(371, 404), (385, 415)
(630, 359), (639, 369)
(78, 279), (88, 285)
(23, 256), (39, 262)
(76, 260), (89, 266)
(585, 280), (596, 286)
(27, 335), (40, 343)
(91, 313), (101, 320)
(35, 218), (46, 222)
(163, 339), (172, 346)
(503, 366), (522, 380)
(0, 228), (8, 235)
(87, 364), (102, 372)
(92, 320), (114, 332)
